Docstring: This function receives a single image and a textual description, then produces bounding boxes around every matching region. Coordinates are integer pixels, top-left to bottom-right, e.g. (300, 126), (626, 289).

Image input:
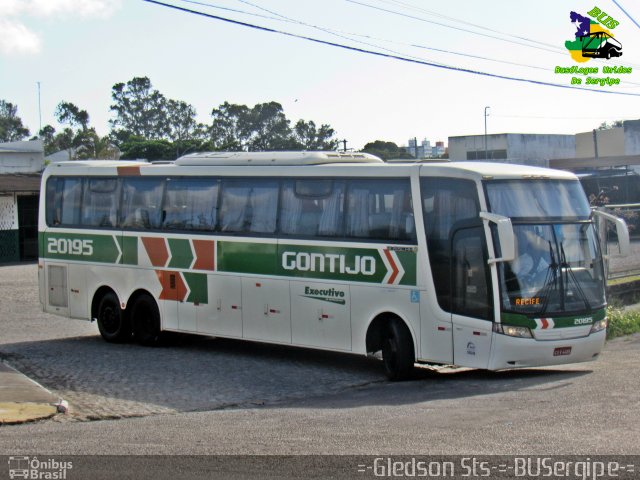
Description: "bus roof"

(417, 161), (577, 181)
(44, 156), (577, 181)
(175, 151), (383, 166)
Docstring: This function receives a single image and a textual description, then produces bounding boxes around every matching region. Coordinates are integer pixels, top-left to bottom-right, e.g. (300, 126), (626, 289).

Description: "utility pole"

(414, 136), (419, 159)
(592, 129), (599, 159)
(484, 106), (491, 160)
(341, 139), (347, 152)
(37, 81), (42, 133)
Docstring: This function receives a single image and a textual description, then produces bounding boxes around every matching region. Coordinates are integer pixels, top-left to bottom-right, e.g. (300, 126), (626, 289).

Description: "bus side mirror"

(592, 209), (630, 256)
(479, 211), (516, 263)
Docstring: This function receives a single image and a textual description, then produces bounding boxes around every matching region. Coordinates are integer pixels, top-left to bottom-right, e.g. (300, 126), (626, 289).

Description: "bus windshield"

(485, 180), (605, 315)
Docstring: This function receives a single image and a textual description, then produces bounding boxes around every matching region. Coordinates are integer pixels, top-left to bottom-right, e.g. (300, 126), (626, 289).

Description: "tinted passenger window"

(163, 178), (219, 231)
(219, 179), (279, 234)
(280, 179), (345, 237)
(46, 177), (83, 226)
(81, 179), (119, 227)
(346, 179), (415, 241)
(120, 178), (164, 230)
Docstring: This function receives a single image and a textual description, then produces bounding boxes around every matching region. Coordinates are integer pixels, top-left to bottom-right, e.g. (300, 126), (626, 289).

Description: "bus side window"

(280, 180), (331, 236)
(219, 179), (278, 234)
(120, 178), (164, 230)
(163, 178), (219, 231)
(346, 179), (415, 241)
(45, 177), (62, 226)
(59, 178), (83, 226)
(81, 178), (119, 228)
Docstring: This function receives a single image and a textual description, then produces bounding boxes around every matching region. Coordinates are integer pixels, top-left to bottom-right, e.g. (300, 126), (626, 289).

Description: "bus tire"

(381, 318), (415, 381)
(96, 291), (131, 343)
(131, 294), (163, 346)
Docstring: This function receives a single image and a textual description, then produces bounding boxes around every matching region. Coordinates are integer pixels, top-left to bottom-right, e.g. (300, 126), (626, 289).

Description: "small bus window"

(346, 179), (415, 241)
(81, 178), (119, 228)
(280, 179), (344, 236)
(120, 178), (164, 230)
(219, 179), (279, 234)
(163, 178), (219, 231)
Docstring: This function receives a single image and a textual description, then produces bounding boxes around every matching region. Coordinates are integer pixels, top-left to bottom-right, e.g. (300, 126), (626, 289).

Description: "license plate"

(553, 346), (572, 356)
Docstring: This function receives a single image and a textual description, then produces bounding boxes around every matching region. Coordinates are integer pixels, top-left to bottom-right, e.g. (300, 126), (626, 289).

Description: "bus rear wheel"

(381, 318), (415, 381)
(97, 292), (131, 343)
(131, 294), (163, 346)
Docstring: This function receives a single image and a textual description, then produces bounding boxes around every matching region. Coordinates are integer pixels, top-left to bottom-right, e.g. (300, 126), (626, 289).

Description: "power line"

(371, 0), (563, 52)
(345, 0), (640, 69)
(611, 0), (640, 30)
(178, 0), (640, 82)
(343, 0), (564, 56)
(143, 0), (640, 97)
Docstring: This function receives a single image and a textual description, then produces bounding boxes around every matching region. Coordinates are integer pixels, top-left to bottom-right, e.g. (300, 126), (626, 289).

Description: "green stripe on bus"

(43, 232), (120, 264)
(217, 241), (277, 275)
(167, 238), (193, 269)
(501, 308), (606, 329)
(119, 236), (138, 265)
(183, 272), (208, 304)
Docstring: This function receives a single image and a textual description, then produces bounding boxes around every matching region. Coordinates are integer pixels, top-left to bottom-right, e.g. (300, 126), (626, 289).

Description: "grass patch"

(607, 307), (640, 339)
(607, 275), (640, 286)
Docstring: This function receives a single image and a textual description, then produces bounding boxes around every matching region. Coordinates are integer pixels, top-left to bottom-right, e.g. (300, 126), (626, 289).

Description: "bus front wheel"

(96, 291), (131, 343)
(131, 294), (163, 346)
(382, 318), (415, 381)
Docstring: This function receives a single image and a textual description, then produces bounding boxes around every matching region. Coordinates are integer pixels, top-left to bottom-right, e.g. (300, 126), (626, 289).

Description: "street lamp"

(484, 106), (490, 161)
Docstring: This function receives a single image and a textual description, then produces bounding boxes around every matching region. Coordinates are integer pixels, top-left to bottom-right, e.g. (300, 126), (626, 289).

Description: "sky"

(1, 0), (640, 150)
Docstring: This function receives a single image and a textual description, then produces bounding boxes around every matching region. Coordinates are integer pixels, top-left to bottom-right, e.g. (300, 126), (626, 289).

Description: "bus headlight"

(590, 318), (607, 334)
(493, 323), (533, 338)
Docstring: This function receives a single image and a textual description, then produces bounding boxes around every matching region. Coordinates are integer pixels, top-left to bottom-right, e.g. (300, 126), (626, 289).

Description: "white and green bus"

(38, 151), (629, 379)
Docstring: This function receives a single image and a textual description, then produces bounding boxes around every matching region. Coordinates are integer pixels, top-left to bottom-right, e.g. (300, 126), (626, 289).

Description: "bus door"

(450, 222), (494, 368)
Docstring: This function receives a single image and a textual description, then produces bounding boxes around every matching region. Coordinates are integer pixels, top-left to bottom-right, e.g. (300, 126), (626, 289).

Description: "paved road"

(1, 264), (639, 460)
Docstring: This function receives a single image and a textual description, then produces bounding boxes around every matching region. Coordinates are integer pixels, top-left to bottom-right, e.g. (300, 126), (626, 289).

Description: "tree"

(244, 102), (295, 151)
(361, 140), (413, 161)
(208, 101), (335, 152)
(109, 77), (169, 141)
(119, 139), (175, 160)
(0, 100), (30, 142)
(598, 120), (624, 130)
(209, 102), (250, 151)
(55, 101), (90, 131)
(293, 119), (338, 150)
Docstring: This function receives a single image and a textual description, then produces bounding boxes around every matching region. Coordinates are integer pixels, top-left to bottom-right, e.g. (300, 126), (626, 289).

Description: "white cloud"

(0, 18), (41, 55)
(0, 0), (121, 55)
(27, 0), (122, 18)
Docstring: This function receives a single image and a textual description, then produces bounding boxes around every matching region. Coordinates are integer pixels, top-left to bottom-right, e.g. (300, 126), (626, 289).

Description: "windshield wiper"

(538, 240), (559, 315)
(560, 242), (591, 310)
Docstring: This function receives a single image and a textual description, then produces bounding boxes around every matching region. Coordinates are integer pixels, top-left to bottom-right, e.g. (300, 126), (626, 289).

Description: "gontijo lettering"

(282, 251), (376, 275)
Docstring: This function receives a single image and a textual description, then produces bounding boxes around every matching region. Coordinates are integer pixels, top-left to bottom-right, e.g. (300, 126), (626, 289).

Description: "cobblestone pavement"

(0, 264), (384, 422)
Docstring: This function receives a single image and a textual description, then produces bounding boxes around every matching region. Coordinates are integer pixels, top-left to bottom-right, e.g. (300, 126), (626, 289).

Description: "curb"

(0, 362), (63, 425)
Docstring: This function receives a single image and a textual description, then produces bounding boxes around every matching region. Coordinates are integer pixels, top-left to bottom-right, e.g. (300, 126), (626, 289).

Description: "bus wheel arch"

(128, 291), (164, 347)
(92, 286), (131, 343)
(366, 313), (416, 381)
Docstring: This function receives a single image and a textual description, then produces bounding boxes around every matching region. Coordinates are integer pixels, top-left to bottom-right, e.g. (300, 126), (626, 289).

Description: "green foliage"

(0, 100), (30, 142)
(119, 139), (175, 160)
(362, 140), (413, 161)
(597, 120), (624, 130)
(209, 101), (337, 152)
(56, 101), (90, 130)
(110, 76), (169, 141)
(607, 306), (640, 339)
